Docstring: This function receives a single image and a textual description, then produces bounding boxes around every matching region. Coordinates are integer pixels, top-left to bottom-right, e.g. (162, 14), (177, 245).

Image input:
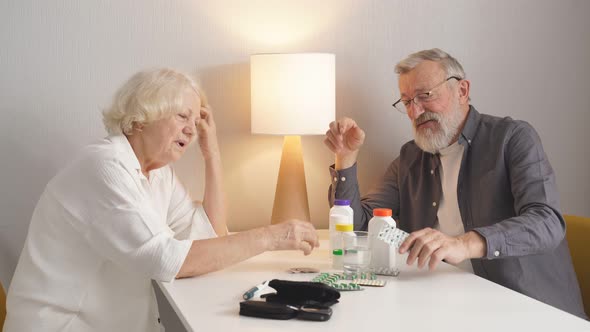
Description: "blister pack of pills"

(312, 273), (363, 291)
(377, 223), (410, 249)
(312, 273), (387, 290)
(353, 279), (386, 287)
(370, 266), (400, 277)
(311, 273), (363, 291)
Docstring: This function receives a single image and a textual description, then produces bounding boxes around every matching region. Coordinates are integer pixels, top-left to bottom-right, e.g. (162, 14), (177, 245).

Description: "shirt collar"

(107, 134), (161, 181)
(458, 105), (481, 147)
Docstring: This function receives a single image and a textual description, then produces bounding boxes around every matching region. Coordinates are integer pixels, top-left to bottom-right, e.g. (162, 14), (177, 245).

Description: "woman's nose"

(184, 123), (196, 136)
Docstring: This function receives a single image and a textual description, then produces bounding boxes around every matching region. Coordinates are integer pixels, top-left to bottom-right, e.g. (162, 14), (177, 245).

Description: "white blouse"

(5, 135), (217, 332)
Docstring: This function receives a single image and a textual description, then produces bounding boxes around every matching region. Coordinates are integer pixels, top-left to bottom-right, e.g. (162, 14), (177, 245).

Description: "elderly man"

(324, 48), (586, 319)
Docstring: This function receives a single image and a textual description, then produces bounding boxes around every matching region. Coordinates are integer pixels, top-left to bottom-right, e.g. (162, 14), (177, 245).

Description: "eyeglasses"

(392, 76), (461, 114)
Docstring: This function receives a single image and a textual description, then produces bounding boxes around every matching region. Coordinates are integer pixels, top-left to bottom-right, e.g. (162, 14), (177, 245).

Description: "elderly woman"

(4, 68), (319, 331)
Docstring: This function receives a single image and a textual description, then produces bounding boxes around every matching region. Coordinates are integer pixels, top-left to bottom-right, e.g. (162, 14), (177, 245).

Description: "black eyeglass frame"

(392, 76), (462, 114)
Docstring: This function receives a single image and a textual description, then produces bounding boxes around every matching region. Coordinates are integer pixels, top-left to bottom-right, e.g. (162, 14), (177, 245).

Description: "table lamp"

(250, 53), (335, 224)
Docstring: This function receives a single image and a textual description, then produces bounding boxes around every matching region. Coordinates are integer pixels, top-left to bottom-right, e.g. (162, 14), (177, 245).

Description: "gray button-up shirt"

(329, 106), (586, 319)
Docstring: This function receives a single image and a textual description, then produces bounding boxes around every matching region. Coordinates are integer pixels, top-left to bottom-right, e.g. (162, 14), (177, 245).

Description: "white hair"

(395, 48), (466, 79)
(102, 68), (208, 135)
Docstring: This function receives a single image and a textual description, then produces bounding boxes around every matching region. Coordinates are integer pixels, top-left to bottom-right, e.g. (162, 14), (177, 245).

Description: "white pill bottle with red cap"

(368, 208), (398, 272)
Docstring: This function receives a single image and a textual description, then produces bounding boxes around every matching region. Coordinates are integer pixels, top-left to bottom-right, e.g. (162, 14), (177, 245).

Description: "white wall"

(1, 0), (589, 291)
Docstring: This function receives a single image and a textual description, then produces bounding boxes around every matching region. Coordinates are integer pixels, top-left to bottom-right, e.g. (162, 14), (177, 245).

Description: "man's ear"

(458, 79), (471, 104)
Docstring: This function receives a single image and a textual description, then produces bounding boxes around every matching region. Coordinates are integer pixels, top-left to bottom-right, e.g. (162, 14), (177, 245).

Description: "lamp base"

(270, 136), (311, 224)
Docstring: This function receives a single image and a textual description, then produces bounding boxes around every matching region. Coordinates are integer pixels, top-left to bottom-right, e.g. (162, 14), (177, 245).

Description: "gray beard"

(413, 104), (463, 154)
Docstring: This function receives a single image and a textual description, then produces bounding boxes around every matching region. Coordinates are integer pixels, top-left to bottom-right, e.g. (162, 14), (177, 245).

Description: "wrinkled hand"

(323, 117), (365, 169)
(399, 228), (475, 271)
(266, 219), (320, 255)
(196, 107), (220, 160)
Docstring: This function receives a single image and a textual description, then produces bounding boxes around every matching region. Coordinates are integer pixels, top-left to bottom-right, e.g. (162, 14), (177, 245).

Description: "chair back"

(1, 283), (6, 331)
(564, 214), (590, 317)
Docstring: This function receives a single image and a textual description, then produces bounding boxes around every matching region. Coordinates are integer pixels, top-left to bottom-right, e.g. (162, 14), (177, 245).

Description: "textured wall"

(1, 0), (589, 292)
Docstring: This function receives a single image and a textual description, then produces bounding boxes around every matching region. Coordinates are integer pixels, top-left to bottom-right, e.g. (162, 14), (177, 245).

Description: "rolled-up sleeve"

(66, 160), (199, 282)
(167, 169), (217, 241)
(87, 205), (191, 282)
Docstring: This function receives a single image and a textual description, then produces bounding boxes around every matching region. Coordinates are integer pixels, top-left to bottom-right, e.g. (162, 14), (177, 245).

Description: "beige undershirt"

(436, 141), (474, 273)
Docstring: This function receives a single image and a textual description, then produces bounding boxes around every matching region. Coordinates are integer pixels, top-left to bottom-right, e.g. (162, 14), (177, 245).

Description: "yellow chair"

(564, 214), (590, 317)
(1, 283), (6, 331)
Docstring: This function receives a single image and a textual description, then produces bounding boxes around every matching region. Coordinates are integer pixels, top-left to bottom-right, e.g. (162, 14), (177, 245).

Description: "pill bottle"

(368, 208), (398, 273)
(333, 222), (355, 269)
(328, 199), (353, 252)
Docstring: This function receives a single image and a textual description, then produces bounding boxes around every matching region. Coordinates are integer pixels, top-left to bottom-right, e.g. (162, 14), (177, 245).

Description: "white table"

(156, 235), (590, 332)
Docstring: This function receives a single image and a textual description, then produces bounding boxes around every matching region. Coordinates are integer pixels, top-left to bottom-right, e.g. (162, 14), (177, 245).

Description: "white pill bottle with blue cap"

(329, 199), (354, 269)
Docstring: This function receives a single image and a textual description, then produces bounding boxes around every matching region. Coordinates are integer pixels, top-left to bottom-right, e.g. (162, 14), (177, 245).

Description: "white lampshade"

(250, 53), (335, 135)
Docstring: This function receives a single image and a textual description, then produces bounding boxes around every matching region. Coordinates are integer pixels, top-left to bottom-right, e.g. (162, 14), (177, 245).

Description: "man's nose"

(407, 101), (425, 121)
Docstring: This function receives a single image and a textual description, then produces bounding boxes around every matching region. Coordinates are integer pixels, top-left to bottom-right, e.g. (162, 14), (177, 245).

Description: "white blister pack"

(377, 223), (410, 249)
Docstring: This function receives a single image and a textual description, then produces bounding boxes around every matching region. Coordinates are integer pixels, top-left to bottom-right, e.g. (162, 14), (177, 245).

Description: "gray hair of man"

(394, 48), (466, 79)
(103, 68), (208, 136)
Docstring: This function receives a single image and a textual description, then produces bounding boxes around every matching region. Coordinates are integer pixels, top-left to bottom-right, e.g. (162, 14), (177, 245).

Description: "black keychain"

(240, 301), (332, 321)
(287, 304), (333, 321)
